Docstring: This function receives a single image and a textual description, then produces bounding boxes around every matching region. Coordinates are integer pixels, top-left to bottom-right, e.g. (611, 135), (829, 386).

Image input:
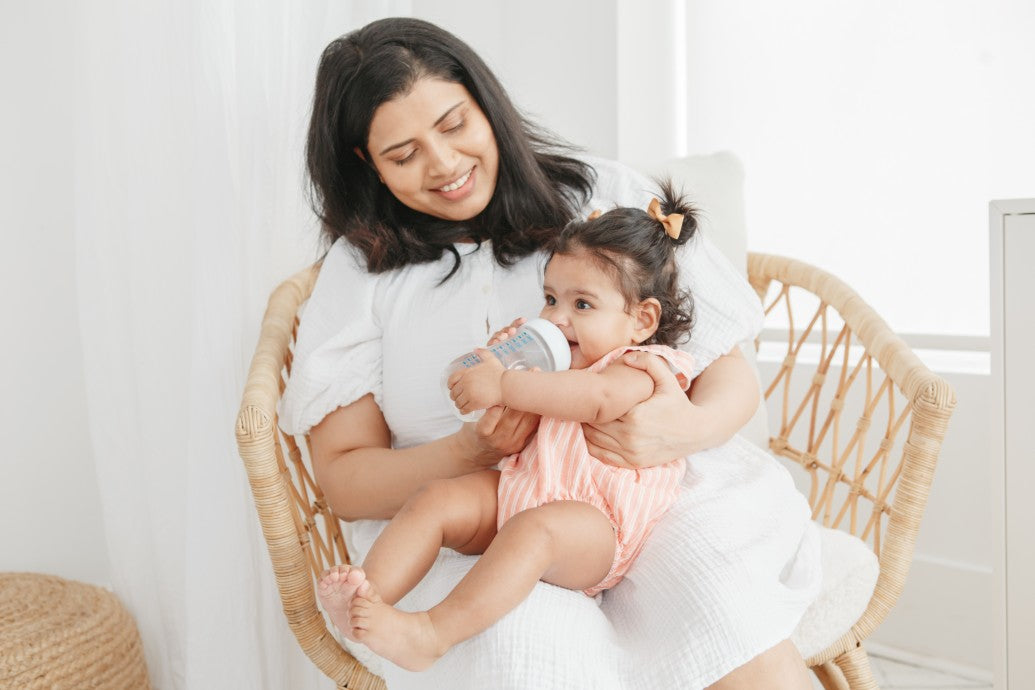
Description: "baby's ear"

(634, 298), (662, 341)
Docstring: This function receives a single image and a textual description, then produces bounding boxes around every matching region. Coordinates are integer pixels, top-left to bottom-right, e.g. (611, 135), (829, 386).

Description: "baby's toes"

(356, 579), (382, 604)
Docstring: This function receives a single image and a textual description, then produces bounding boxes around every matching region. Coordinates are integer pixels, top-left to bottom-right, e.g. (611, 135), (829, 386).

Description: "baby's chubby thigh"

(387, 549), (623, 690)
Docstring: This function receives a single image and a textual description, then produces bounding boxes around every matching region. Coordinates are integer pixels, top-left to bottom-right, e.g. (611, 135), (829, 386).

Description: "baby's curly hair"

(550, 179), (696, 348)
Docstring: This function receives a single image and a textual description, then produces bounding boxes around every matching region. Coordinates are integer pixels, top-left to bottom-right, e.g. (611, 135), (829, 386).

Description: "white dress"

(280, 157), (821, 689)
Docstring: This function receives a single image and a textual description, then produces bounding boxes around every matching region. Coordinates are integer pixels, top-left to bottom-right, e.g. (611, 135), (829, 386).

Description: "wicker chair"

(235, 254), (955, 690)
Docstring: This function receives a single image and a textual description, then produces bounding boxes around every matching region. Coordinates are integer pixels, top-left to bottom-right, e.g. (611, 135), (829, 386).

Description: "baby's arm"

(505, 364), (656, 423)
(450, 352), (658, 424)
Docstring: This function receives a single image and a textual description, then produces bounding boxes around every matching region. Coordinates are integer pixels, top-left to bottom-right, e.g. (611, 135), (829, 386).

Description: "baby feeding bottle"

(442, 318), (572, 422)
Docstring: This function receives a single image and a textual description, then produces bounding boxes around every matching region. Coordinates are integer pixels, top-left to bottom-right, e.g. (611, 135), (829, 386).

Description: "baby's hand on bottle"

(487, 317), (527, 346)
(448, 349), (505, 414)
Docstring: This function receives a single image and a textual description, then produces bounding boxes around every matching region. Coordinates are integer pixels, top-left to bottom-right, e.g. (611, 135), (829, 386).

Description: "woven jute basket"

(0, 573), (150, 689)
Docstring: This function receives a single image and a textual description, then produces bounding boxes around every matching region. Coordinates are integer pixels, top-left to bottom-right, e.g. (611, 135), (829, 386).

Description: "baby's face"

(540, 251), (642, 369)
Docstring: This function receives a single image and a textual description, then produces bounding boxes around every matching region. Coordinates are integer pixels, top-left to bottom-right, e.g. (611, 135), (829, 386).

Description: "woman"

(280, 17), (819, 690)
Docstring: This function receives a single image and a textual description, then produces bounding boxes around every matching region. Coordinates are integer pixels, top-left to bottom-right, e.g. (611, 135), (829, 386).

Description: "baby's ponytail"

(648, 178), (698, 248)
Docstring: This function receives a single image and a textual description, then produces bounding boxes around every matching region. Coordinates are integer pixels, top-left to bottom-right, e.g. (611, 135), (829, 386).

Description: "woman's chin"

(429, 195), (490, 222)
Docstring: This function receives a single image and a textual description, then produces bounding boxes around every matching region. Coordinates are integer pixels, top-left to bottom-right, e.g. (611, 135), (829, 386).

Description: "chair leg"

(811, 661), (849, 690)
(832, 644), (879, 690)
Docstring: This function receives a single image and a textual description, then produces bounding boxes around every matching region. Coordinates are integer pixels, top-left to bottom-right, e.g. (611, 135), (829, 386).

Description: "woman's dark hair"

(551, 179), (697, 347)
(306, 17), (594, 279)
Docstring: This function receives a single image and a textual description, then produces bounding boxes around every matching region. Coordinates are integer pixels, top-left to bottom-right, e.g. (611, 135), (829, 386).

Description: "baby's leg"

(363, 469), (501, 606)
(350, 500), (615, 671)
(319, 470), (499, 640)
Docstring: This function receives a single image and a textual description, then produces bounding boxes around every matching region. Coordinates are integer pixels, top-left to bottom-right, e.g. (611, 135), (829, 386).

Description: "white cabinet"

(990, 199), (1035, 689)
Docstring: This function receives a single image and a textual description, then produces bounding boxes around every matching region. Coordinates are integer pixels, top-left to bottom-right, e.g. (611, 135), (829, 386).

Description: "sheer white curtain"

(73, 2), (406, 687)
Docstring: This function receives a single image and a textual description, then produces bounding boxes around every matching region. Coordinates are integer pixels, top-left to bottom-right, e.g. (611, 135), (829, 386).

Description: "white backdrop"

(72, 2), (405, 687)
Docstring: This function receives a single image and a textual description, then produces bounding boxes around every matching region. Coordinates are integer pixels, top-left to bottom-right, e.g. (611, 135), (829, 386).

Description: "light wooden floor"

(811, 652), (992, 689)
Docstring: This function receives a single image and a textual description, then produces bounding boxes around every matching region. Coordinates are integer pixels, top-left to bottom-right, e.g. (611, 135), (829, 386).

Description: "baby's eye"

(576, 299), (592, 310)
(544, 295), (556, 306)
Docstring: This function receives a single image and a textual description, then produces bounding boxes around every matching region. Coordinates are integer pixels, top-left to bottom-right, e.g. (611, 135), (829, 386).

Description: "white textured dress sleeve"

(678, 234), (764, 377)
(584, 156), (764, 376)
(278, 239), (382, 436)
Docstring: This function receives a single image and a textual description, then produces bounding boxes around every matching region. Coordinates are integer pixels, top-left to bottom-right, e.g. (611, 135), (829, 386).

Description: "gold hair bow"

(587, 209), (602, 220)
(647, 198), (683, 240)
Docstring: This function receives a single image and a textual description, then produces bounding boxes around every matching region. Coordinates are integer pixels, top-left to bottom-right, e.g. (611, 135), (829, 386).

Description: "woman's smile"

(432, 166), (476, 199)
(366, 78), (499, 221)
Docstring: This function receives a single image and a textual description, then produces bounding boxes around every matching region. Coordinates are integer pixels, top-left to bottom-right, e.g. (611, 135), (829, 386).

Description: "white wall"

(0, 3), (110, 586)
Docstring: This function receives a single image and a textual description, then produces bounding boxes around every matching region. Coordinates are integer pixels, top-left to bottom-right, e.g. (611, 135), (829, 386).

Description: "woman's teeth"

(438, 169), (471, 192)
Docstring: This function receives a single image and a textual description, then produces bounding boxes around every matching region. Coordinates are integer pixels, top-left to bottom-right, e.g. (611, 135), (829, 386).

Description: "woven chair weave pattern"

(236, 265), (385, 690)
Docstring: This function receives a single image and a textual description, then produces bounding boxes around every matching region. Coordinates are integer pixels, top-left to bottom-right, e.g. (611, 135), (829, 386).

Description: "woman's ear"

(633, 298), (662, 342)
(355, 147), (384, 184)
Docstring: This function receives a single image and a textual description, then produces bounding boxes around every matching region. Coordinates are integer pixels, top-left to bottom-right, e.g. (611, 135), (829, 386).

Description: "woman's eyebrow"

(378, 101), (466, 156)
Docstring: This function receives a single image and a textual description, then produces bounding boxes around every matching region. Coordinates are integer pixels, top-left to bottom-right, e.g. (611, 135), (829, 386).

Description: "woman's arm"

(582, 346), (759, 468)
(310, 393), (539, 520)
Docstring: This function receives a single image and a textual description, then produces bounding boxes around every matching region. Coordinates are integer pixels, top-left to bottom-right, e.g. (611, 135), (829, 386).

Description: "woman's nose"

(425, 138), (460, 178)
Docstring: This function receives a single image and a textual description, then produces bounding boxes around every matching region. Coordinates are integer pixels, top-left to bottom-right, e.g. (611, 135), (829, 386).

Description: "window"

(679, 1), (1034, 338)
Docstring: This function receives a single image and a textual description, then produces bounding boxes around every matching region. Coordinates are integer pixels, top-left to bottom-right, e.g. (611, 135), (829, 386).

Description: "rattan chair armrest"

(236, 264), (385, 690)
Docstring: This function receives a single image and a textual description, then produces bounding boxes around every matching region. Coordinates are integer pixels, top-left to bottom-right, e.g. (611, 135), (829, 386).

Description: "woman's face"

(365, 78), (500, 222)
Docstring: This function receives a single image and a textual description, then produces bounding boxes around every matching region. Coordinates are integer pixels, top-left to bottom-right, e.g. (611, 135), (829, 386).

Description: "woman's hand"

(585, 348), (759, 468)
(583, 351), (700, 469)
(456, 404), (540, 470)
(448, 317), (540, 470)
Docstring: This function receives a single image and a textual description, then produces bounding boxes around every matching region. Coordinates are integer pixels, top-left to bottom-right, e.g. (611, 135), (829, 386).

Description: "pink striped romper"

(496, 344), (695, 596)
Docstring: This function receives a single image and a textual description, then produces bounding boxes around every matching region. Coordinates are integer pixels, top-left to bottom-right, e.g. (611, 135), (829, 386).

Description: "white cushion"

(791, 525), (880, 659)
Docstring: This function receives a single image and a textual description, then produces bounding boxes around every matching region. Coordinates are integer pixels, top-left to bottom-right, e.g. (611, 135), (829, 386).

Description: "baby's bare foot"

(349, 580), (446, 671)
(317, 565), (367, 640)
